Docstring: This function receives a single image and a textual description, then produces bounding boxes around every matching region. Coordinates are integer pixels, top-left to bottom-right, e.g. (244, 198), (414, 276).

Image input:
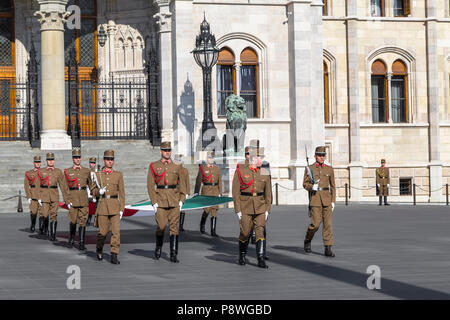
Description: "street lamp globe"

(97, 25), (107, 47)
(193, 16), (219, 70)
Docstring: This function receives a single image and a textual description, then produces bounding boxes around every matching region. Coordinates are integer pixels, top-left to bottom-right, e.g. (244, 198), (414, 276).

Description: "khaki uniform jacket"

(24, 169), (41, 200)
(232, 164), (272, 215)
(38, 167), (69, 203)
(376, 167), (390, 185)
(303, 163), (336, 207)
(180, 167), (190, 196)
(91, 169), (125, 215)
(194, 164), (222, 196)
(147, 160), (186, 208)
(64, 167), (94, 207)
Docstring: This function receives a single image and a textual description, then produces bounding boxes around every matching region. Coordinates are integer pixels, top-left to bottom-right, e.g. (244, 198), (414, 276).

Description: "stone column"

(107, 20), (117, 76)
(426, 0), (443, 202)
(346, 0), (363, 201)
(154, 0), (174, 144)
(35, 0), (71, 150)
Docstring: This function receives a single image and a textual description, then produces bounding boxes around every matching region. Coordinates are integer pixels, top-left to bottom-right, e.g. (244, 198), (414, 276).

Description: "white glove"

(68, 203), (72, 209)
(99, 187), (106, 195)
(38, 199), (42, 206)
(90, 171), (95, 180)
(153, 203), (158, 212)
(119, 211), (123, 220)
(312, 184), (318, 191)
(28, 198), (31, 205)
(236, 212), (242, 220)
(265, 211), (269, 221)
(377, 184), (380, 188)
(332, 202), (335, 211)
(87, 187), (92, 199)
(92, 198), (97, 203)
(193, 193), (199, 197)
(387, 184), (390, 188)
(179, 201), (183, 208)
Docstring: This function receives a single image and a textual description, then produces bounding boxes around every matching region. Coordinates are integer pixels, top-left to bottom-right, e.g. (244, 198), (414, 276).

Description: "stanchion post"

(413, 183), (416, 206)
(17, 190), (23, 213)
(275, 183), (279, 206)
(345, 183), (348, 206)
(446, 184), (448, 206)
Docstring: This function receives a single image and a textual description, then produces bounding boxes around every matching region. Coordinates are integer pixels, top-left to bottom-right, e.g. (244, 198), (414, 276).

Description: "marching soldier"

(194, 151), (222, 237)
(303, 146), (336, 257)
(63, 149), (93, 250)
(24, 156), (41, 232)
(174, 154), (190, 232)
(232, 147), (272, 268)
(91, 150), (125, 264)
(37, 153), (69, 241)
(376, 159), (390, 206)
(147, 141), (186, 263)
(86, 157), (98, 226)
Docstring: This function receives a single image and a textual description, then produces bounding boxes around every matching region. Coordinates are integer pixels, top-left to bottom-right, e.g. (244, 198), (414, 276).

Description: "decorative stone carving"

(34, 10), (70, 31)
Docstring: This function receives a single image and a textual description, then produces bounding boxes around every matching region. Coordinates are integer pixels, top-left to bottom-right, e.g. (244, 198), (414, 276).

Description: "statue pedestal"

(217, 155), (245, 208)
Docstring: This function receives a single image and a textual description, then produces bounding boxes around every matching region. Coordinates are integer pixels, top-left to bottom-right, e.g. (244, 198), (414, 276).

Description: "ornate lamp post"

(97, 25), (107, 47)
(192, 14), (219, 150)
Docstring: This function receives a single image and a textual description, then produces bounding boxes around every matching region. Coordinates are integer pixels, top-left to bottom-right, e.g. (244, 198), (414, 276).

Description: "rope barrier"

(272, 183), (296, 191)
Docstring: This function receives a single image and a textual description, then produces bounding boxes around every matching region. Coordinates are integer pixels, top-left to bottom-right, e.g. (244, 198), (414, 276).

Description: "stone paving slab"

(0, 204), (449, 300)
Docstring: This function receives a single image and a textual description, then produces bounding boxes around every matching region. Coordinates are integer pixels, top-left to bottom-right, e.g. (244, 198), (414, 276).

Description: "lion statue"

(224, 95), (247, 155)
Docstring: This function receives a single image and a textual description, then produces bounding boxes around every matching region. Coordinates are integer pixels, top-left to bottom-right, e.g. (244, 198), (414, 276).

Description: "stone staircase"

(0, 140), (201, 213)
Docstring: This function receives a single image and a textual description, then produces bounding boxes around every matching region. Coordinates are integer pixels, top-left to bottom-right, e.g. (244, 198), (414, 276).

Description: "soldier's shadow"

(272, 245), (325, 257)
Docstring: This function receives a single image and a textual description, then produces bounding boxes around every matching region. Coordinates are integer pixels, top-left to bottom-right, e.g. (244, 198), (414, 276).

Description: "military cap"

(33, 155), (41, 162)
(381, 159), (386, 163)
(160, 141), (172, 151)
(46, 152), (55, 160)
(103, 150), (115, 159)
(315, 146), (326, 156)
(72, 148), (81, 157)
(249, 139), (260, 149)
(89, 157), (96, 163)
(245, 146), (250, 154)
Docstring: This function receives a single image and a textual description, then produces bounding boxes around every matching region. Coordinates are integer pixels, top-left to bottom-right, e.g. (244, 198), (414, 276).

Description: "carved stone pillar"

(35, 0), (71, 150)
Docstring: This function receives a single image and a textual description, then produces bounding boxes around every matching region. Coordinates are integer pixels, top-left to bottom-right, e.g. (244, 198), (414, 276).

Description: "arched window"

(240, 48), (259, 118)
(371, 0), (385, 17)
(371, 60), (388, 123)
(324, 61), (329, 123)
(394, 0), (411, 17)
(216, 47), (235, 116)
(391, 60), (408, 123)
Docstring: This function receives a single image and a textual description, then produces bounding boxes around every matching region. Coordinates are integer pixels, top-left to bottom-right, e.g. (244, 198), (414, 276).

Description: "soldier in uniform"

(37, 153), (69, 241)
(194, 151), (223, 237)
(86, 157), (98, 226)
(174, 154), (190, 232)
(24, 156), (41, 232)
(147, 142), (186, 263)
(376, 159), (390, 206)
(303, 146), (336, 257)
(63, 149), (93, 250)
(91, 150), (125, 264)
(232, 147), (272, 268)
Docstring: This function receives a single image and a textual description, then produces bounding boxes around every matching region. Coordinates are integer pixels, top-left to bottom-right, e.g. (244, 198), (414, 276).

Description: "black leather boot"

(44, 217), (49, 236)
(154, 233), (164, 260)
(169, 235), (179, 263)
(179, 211), (185, 232)
(30, 214), (37, 232)
(50, 221), (57, 241)
(110, 253), (120, 264)
(78, 226), (86, 250)
(256, 240), (268, 268)
(238, 241), (248, 266)
(200, 214), (207, 234)
(324, 245), (335, 257)
(250, 228), (256, 244)
(96, 246), (103, 261)
(304, 240), (312, 253)
(263, 228), (269, 260)
(68, 223), (76, 246)
(210, 217), (218, 237)
(378, 196), (382, 206)
(39, 217), (44, 234)
(384, 196), (390, 206)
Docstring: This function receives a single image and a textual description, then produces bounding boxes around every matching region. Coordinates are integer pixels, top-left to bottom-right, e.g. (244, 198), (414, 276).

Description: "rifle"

(305, 146), (319, 217)
(92, 171), (103, 228)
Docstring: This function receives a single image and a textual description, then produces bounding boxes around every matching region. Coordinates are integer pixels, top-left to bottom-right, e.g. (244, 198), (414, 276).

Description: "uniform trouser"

(96, 214), (120, 254)
(155, 207), (180, 236)
(379, 184), (389, 196)
(305, 205), (333, 246)
(239, 213), (266, 243)
(202, 206), (219, 218)
(40, 202), (59, 221)
(29, 200), (39, 216)
(68, 206), (89, 226)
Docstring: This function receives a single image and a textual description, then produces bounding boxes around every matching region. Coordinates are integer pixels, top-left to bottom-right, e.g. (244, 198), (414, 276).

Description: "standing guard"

(303, 146), (336, 257)
(232, 147), (272, 268)
(376, 159), (390, 206)
(91, 150), (125, 264)
(194, 151), (223, 237)
(147, 142), (186, 263)
(37, 153), (69, 241)
(24, 156), (41, 232)
(63, 149), (94, 250)
(86, 157), (98, 226)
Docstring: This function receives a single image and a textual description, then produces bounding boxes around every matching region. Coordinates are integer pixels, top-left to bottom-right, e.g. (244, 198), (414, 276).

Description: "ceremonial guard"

(86, 157), (98, 226)
(376, 159), (390, 206)
(24, 156), (41, 232)
(147, 142), (186, 263)
(174, 154), (190, 232)
(232, 147), (272, 268)
(91, 150), (125, 264)
(303, 146), (336, 257)
(37, 153), (69, 241)
(194, 151), (223, 237)
(63, 149), (93, 250)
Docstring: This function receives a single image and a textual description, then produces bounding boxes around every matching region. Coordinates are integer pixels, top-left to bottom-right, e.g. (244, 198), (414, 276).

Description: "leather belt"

(29, 185), (36, 188)
(241, 192), (265, 197)
(318, 187), (329, 191)
(69, 186), (87, 191)
(101, 195), (118, 199)
(31, 198), (38, 201)
(157, 185), (177, 189)
(204, 183), (218, 186)
(41, 185), (58, 189)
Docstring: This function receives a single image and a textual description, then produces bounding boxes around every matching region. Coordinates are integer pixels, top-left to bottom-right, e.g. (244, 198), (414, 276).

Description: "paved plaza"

(0, 204), (449, 300)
